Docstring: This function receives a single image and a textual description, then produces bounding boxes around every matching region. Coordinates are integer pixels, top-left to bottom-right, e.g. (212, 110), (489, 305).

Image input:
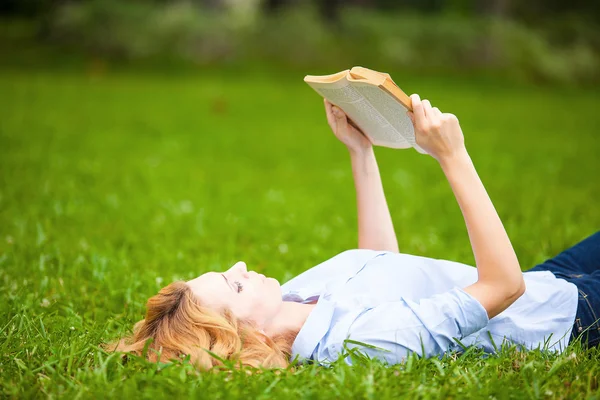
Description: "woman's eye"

(234, 281), (243, 293)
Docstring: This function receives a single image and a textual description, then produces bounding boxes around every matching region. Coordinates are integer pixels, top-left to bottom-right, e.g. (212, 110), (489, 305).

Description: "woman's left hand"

(324, 99), (372, 153)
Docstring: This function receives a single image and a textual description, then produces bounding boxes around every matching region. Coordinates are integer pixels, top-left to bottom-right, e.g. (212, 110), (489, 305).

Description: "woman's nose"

(231, 261), (248, 276)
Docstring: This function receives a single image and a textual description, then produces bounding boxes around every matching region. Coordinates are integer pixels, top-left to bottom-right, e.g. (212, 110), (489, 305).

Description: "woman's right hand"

(407, 94), (466, 163)
(324, 99), (372, 154)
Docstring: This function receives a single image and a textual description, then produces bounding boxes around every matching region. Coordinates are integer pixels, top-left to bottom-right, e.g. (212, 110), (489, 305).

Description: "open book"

(304, 66), (426, 154)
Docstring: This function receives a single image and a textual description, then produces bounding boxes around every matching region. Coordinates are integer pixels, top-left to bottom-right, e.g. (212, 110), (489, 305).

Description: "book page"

(354, 83), (417, 148)
(306, 77), (414, 150)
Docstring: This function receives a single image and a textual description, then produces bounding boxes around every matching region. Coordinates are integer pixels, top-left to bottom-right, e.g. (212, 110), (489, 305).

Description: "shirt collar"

(290, 290), (336, 361)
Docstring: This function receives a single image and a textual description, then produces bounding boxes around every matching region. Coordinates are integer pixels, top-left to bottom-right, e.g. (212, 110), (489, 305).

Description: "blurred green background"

(1, 1), (600, 398)
(2, 0), (600, 84)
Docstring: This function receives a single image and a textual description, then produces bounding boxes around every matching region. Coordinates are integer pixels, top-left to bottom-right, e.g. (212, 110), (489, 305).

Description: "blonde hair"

(107, 281), (297, 370)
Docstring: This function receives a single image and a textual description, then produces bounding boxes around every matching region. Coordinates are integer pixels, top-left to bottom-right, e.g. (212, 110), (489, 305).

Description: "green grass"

(1, 68), (599, 398)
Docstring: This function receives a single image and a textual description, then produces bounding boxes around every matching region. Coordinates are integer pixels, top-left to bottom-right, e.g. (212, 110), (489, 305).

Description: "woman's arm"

(442, 150), (524, 318)
(324, 100), (399, 252)
(408, 94), (525, 319)
(349, 147), (399, 252)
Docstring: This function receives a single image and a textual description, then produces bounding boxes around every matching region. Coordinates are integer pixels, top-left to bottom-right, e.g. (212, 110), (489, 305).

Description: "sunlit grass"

(1, 69), (599, 398)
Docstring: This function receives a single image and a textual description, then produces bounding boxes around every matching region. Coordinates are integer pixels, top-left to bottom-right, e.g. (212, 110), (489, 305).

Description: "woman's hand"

(324, 99), (372, 154)
(407, 94), (466, 163)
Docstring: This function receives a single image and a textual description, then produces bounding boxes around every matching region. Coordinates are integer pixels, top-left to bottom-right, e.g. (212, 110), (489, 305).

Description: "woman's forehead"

(187, 272), (226, 296)
(186, 273), (232, 312)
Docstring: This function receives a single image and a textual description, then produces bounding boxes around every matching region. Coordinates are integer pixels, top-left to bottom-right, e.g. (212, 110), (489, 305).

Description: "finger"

(348, 118), (366, 136)
(443, 113), (458, 123)
(410, 94), (426, 127)
(422, 99), (432, 118)
(331, 106), (348, 130)
(324, 100), (336, 126)
(332, 105), (346, 119)
(428, 106), (442, 126)
(324, 99), (332, 115)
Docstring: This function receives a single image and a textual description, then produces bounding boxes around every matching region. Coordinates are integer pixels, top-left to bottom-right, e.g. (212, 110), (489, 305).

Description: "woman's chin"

(269, 277), (282, 294)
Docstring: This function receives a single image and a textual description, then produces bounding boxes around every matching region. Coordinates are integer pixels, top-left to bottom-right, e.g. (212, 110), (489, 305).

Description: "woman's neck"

(263, 301), (316, 338)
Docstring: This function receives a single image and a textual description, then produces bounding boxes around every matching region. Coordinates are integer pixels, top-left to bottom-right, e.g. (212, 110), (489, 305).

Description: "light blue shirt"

(281, 250), (578, 365)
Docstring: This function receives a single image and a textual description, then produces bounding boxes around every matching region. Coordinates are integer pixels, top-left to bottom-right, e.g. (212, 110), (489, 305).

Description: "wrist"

(348, 145), (373, 159)
(438, 148), (471, 171)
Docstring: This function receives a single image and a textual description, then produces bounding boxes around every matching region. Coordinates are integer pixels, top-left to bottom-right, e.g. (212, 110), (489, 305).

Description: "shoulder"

(282, 249), (388, 293)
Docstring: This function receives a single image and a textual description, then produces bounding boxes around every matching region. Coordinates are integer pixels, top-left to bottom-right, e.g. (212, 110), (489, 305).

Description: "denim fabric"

(528, 231), (600, 348)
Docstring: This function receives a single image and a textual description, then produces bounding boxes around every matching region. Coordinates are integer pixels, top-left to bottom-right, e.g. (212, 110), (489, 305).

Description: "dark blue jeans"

(527, 231), (600, 348)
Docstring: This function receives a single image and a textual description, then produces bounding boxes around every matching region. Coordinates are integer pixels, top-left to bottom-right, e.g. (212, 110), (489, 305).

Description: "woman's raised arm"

(324, 100), (399, 253)
(408, 94), (525, 319)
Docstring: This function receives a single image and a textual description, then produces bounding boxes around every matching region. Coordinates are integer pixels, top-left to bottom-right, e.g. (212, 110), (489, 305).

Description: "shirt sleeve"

(336, 287), (489, 364)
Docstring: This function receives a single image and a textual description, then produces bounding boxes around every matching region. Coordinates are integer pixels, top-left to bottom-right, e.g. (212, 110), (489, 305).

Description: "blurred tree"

(0, 0), (53, 16)
(512, 0), (600, 24)
(262, 0), (294, 13)
(476, 0), (509, 17)
(316, 0), (342, 24)
(2, 0), (600, 23)
(198, 0), (227, 9)
(262, 0), (343, 24)
(475, 0), (509, 67)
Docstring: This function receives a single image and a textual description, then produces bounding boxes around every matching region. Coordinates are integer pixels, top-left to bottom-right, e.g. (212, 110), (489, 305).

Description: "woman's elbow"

(507, 277), (526, 302)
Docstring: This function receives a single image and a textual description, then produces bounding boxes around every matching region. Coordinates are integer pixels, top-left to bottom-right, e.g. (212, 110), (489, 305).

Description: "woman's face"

(186, 261), (283, 328)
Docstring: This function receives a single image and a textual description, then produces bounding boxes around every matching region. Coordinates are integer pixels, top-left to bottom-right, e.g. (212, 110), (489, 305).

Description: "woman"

(110, 95), (600, 370)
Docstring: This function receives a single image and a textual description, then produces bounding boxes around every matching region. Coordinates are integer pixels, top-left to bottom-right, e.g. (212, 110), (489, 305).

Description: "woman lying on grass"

(110, 95), (600, 369)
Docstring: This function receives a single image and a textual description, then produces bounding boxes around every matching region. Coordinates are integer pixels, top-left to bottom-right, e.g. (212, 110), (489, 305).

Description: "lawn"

(1, 68), (599, 398)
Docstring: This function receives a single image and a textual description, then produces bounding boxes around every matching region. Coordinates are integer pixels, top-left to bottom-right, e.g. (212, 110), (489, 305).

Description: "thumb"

(406, 111), (415, 125)
(332, 106), (346, 120)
